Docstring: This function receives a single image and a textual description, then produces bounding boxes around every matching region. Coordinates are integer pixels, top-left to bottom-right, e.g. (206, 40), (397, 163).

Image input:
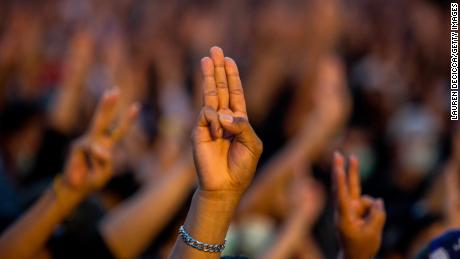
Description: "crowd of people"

(0, 0), (455, 258)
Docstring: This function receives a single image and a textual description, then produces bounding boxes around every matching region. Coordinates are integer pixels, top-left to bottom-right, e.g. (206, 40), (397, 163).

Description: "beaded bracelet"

(178, 225), (226, 253)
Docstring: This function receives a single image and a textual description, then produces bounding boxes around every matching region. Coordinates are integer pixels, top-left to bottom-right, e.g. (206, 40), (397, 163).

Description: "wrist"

(181, 189), (241, 246)
(195, 188), (243, 205)
(51, 176), (85, 217)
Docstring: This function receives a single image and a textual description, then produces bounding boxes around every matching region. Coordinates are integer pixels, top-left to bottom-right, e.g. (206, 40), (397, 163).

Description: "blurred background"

(0, 0), (454, 258)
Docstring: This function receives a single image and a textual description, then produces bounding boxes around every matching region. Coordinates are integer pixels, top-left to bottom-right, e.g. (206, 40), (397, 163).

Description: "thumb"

(195, 107), (222, 139)
(367, 199), (386, 231)
(218, 113), (263, 156)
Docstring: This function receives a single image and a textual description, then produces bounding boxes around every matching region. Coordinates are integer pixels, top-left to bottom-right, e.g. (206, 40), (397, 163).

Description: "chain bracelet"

(178, 225), (226, 253)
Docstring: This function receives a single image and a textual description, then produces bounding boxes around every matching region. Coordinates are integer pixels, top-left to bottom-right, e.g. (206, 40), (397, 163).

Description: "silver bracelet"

(178, 225), (226, 253)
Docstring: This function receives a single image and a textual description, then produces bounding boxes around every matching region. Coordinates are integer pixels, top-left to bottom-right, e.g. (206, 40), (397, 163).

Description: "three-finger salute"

(192, 46), (263, 195)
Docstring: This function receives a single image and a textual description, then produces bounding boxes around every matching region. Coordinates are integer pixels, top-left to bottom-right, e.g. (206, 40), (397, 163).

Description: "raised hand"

(169, 47), (263, 259)
(192, 46), (263, 195)
(0, 88), (139, 259)
(333, 152), (386, 259)
(61, 88), (139, 197)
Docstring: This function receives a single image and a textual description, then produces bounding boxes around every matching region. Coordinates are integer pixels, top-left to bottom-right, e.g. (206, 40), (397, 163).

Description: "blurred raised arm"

(0, 89), (138, 259)
(100, 153), (196, 259)
(50, 31), (94, 134)
(257, 168), (325, 259)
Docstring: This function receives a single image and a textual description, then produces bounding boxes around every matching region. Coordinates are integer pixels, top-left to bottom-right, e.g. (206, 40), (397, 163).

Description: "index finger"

(110, 103), (140, 143)
(90, 88), (120, 136)
(201, 57), (218, 109)
(348, 155), (361, 199)
(333, 152), (350, 214)
(224, 57), (247, 114)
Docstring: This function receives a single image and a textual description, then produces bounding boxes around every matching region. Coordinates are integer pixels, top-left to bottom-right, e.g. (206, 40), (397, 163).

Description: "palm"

(192, 47), (262, 193)
(194, 130), (254, 191)
(341, 199), (381, 248)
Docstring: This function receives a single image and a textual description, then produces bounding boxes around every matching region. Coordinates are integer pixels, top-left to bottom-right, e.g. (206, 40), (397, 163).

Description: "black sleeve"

(47, 199), (114, 259)
(27, 128), (74, 184)
(48, 224), (114, 259)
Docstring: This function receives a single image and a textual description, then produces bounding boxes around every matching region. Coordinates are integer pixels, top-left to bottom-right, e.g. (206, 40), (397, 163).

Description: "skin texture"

(0, 89), (139, 259)
(169, 46), (263, 259)
(333, 152), (386, 259)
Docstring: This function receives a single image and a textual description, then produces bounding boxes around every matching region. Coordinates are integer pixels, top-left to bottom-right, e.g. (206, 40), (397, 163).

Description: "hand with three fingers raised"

(192, 46), (263, 197)
(169, 47), (262, 259)
(333, 152), (386, 259)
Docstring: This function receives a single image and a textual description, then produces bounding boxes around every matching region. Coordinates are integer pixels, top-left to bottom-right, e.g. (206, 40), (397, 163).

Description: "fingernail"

(219, 114), (233, 123)
(211, 46), (222, 53)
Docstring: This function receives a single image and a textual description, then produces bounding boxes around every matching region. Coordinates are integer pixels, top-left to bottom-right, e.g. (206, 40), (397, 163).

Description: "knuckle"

(227, 72), (240, 77)
(229, 88), (244, 95)
(204, 90), (218, 96)
(202, 105), (214, 112)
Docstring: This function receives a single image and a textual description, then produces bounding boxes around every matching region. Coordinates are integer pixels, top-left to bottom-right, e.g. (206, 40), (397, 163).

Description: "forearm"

(238, 150), (293, 216)
(238, 125), (314, 217)
(246, 53), (284, 123)
(296, 111), (345, 161)
(257, 213), (309, 259)
(50, 81), (83, 134)
(169, 190), (241, 259)
(50, 39), (91, 134)
(297, 236), (324, 259)
(0, 183), (82, 259)
(100, 159), (195, 259)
